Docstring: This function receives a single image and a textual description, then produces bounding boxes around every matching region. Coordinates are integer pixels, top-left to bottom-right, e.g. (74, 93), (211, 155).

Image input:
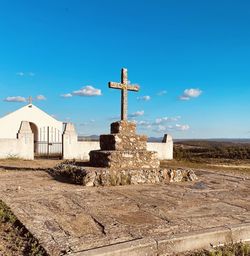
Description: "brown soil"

(0, 159), (62, 170)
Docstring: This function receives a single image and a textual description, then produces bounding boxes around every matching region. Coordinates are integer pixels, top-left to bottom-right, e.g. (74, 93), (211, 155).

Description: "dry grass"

(161, 159), (250, 179)
(0, 200), (47, 256)
(184, 242), (250, 256)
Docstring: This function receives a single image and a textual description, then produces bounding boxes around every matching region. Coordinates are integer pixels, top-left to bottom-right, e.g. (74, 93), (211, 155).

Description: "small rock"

(83, 171), (96, 186)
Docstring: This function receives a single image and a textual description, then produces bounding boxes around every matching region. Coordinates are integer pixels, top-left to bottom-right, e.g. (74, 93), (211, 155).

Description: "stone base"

(111, 120), (136, 134)
(100, 133), (147, 151)
(49, 162), (198, 187)
(89, 150), (160, 168)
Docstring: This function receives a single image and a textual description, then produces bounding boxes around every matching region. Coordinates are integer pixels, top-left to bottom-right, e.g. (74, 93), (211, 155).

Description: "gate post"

(17, 121), (34, 160)
(62, 123), (78, 160)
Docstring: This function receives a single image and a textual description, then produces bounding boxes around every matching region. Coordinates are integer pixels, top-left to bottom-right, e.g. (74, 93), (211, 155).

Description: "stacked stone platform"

(100, 133), (147, 151)
(89, 121), (160, 169)
(90, 150), (159, 168)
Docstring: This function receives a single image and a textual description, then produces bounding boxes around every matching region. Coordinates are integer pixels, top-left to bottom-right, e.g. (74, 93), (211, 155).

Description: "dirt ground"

(0, 159), (249, 255)
(0, 165), (249, 255)
(0, 159), (62, 170)
(1, 158), (250, 173)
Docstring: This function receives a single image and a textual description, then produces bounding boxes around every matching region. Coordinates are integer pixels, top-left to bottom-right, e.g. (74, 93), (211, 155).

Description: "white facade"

(0, 121), (34, 159)
(0, 104), (64, 158)
(0, 103), (63, 140)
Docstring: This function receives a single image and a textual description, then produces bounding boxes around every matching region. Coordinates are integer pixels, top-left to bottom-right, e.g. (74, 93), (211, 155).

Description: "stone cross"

(109, 68), (139, 120)
(28, 96), (33, 104)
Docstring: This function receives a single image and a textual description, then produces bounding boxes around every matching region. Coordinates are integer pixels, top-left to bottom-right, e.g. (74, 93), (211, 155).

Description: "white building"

(0, 103), (64, 157)
(0, 103), (63, 139)
(0, 103), (173, 160)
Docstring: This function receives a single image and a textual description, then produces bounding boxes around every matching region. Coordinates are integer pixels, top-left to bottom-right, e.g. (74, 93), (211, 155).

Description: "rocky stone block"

(49, 162), (198, 186)
(89, 150), (160, 169)
(111, 121), (137, 134)
(100, 134), (147, 151)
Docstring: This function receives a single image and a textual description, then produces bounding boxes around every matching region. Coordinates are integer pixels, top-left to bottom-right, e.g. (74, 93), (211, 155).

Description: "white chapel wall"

(0, 121), (34, 160)
(0, 104), (63, 139)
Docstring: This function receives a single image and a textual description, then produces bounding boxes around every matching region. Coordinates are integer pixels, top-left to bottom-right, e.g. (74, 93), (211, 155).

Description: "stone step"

(111, 121), (136, 134)
(89, 150), (160, 169)
(100, 134), (147, 151)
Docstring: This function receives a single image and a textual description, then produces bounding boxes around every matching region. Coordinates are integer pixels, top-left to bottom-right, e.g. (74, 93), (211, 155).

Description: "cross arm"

(109, 82), (140, 92)
(127, 84), (140, 91)
(109, 82), (122, 89)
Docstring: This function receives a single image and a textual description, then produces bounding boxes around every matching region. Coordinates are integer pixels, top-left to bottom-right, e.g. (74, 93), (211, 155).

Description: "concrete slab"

(0, 169), (249, 255)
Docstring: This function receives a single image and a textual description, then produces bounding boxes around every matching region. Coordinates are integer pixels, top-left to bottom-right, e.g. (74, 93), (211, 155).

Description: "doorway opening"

(29, 122), (39, 153)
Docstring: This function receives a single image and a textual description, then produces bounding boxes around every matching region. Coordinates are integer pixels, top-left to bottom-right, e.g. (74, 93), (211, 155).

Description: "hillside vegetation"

(174, 140), (250, 164)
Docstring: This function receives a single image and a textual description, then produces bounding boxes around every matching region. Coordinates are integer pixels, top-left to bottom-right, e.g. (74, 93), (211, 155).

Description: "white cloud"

(175, 124), (190, 131)
(36, 95), (46, 101)
(157, 90), (167, 96)
(79, 119), (95, 126)
(4, 96), (26, 102)
(137, 95), (151, 101)
(16, 72), (24, 77)
(136, 120), (150, 125)
(128, 110), (144, 118)
(154, 116), (181, 124)
(152, 124), (173, 133)
(179, 95), (190, 101)
(72, 85), (102, 97)
(152, 123), (190, 134)
(131, 115), (185, 134)
(61, 93), (72, 98)
(179, 88), (202, 100)
(158, 125), (168, 132)
(16, 72), (35, 77)
(135, 120), (152, 129)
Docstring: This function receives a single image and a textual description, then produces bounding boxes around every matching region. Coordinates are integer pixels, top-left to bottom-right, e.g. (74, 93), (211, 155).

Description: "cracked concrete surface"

(0, 169), (249, 255)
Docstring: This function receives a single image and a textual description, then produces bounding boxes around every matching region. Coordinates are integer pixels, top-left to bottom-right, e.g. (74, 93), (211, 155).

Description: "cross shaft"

(109, 68), (139, 120)
(28, 96), (33, 104)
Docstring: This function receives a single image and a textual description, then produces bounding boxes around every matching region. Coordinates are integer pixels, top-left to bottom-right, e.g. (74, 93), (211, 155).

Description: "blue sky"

(0, 0), (250, 138)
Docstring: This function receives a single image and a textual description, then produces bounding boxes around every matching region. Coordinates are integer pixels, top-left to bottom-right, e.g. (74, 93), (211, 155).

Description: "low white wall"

(63, 140), (173, 161)
(63, 124), (173, 161)
(63, 140), (100, 160)
(0, 137), (34, 160)
(147, 142), (173, 160)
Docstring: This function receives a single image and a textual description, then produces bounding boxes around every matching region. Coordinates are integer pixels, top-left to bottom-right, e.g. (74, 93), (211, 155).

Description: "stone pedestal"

(89, 121), (160, 169)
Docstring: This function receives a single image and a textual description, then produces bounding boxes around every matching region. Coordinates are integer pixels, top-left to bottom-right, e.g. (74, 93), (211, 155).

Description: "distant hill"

(78, 135), (99, 141)
(78, 135), (164, 142)
(175, 138), (250, 144)
(78, 136), (250, 144)
(148, 137), (163, 142)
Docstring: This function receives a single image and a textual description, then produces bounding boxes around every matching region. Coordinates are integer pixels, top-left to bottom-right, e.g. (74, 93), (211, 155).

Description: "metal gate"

(35, 126), (63, 159)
